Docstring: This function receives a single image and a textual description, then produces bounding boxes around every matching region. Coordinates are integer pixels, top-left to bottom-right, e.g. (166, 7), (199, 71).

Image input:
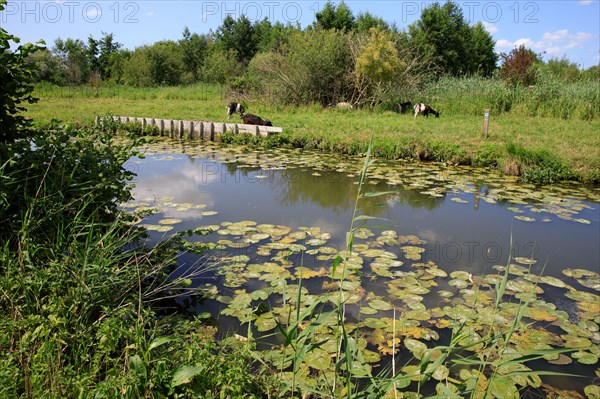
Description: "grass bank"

(27, 82), (600, 183)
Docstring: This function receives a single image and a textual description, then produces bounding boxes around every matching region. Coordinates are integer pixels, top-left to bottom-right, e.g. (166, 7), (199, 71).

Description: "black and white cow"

(226, 102), (245, 119)
(413, 103), (440, 118)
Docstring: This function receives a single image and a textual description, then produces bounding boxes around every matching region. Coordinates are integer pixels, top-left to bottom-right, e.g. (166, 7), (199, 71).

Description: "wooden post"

(178, 120), (184, 139)
(188, 121), (194, 139)
(199, 121), (204, 140)
(483, 109), (490, 138)
(159, 119), (164, 136)
(169, 120), (174, 138)
(209, 123), (215, 141)
(141, 118), (147, 135)
(95, 115), (100, 126)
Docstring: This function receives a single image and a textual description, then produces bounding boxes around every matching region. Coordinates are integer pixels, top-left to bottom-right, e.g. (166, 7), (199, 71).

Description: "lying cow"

(413, 103), (440, 118)
(335, 102), (353, 110)
(226, 102), (245, 119)
(241, 113), (273, 126)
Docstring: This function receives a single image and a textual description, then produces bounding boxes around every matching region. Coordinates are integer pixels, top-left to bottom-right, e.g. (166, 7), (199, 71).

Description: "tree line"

(26, 1), (599, 107)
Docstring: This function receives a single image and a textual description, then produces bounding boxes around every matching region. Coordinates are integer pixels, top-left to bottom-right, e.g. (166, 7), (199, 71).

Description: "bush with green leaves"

(0, 6), (44, 143)
(248, 29), (354, 105)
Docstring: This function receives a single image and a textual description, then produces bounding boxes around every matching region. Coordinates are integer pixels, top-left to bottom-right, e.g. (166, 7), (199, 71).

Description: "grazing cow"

(241, 113), (273, 126)
(335, 102), (353, 110)
(413, 103), (440, 118)
(398, 101), (412, 114)
(226, 102), (245, 119)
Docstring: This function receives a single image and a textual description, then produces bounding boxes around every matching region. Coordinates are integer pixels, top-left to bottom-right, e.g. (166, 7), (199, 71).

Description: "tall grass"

(416, 75), (600, 120)
(33, 81), (225, 101)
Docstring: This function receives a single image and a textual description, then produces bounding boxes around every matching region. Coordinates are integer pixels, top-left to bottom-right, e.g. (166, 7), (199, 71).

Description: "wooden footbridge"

(96, 116), (282, 140)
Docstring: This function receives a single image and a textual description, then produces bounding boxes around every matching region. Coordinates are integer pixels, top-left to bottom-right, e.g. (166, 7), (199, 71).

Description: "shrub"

(500, 45), (542, 87)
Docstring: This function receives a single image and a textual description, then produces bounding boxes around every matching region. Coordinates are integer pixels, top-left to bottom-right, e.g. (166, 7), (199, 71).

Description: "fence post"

(483, 109), (490, 138)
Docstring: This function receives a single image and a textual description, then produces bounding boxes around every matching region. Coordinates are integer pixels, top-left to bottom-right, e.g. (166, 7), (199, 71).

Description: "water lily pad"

(254, 313), (277, 332)
(563, 268), (598, 279)
(404, 338), (427, 359)
(369, 299), (393, 311)
(142, 224), (174, 232)
(585, 384), (600, 398)
(354, 228), (375, 239)
(201, 211), (219, 216)
(572, 351), (598, 365)
(514, 257), (537, 265)
(303, 348), (331, 370)
(360, 306), (378, 315)
(514, 215), (536, 222)
(305, 238), (327, 246)
(158, 218), (182, 225)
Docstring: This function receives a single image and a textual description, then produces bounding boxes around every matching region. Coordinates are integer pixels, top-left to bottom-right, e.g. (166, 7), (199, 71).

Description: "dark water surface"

(124, 139), (600, 392)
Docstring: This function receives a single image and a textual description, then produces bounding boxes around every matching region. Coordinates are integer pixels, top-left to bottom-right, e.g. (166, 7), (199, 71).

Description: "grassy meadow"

(27, 81), (600, 183)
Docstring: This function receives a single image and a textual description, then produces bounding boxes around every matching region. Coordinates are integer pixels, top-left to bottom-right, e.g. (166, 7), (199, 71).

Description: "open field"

(27, 83), (600, 183)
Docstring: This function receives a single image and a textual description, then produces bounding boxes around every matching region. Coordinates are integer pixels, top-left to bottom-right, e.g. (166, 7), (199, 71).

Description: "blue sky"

(2, 1), (599, 69)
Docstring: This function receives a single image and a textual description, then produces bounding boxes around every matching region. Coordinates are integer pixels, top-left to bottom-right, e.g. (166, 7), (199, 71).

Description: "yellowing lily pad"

(158, 218), (182, 225)
(514, 215), (536, 222)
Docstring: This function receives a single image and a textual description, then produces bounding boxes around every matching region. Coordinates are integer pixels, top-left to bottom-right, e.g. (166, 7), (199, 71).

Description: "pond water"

(124, 138), (600, 394)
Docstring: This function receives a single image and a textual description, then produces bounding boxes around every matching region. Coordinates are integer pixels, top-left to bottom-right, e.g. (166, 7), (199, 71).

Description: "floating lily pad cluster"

(178, 216), (600, 395)
(120, 195), (218, 232)
(122, 139), (599, 395)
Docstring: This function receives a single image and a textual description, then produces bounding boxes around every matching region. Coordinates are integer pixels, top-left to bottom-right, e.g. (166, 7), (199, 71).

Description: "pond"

(123, 138), (600, 395)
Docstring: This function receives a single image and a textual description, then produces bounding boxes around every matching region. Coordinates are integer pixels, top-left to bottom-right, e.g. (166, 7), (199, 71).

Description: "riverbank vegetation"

(27, 79), (600, 184)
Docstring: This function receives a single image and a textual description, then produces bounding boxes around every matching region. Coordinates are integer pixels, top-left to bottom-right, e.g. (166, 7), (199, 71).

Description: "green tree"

(53, 37), (89, 84)
(356, 11), (390, 34)
(200, 48), (242, 84)
(254, 20), (299, 53)
(25, 47), (61, 83)
(97, 32), (122, 80)
(216, 15), (256, 65)
(468, 22), (498, 76)
(539, 57), (582, 82)
(0, 3), (43, 143)
(179, 27), (209, 82)
(408, 1), (497, 76)
(314, 1), (356, 32)
(122, 41), (183, 86)
(582, 64), (600, 81)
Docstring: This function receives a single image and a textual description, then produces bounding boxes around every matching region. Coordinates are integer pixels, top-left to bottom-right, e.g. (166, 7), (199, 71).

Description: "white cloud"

(578, 0), (593, 5)
(85, 7), (100, 19)
(481, 21), (498, 34)
(542, 29), (569, 42)
(146, 11), (155, 17)
(496, 29), (595, 58)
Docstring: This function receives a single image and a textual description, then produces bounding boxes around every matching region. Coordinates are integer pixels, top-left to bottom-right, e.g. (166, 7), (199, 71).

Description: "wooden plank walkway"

(96, 116), (282, 139)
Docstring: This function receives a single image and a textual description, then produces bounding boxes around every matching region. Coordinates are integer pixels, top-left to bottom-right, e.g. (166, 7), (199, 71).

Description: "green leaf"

(171, 365), (204, 387)
(149, 336), (175, 351)
(129, 355), (147, 380)
(489, 376), (519, 399)
(360, 191), (396, 198)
